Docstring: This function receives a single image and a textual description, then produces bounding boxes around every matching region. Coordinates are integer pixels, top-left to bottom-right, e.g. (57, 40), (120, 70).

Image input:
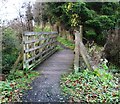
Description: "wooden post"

(74, 30), (80, 73)
(33, 35), (36, 62)
(79, 26), (93, 70)
(23, 34), (26, 69)
(74, 25), (93, 72)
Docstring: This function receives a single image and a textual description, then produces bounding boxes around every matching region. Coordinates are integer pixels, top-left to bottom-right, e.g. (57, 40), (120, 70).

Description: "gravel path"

(22, 49), (74, 102)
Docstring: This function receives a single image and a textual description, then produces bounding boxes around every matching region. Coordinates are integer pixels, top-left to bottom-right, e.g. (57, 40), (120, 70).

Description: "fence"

(23, 31), (58, 69)
(74, 26), (93, 73)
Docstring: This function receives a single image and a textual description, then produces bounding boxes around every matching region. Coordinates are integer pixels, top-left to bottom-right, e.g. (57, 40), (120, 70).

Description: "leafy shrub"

(2, 28), (21, 74)
(85, 15), (115, 45)
(85, 28), (97, 40)
(61, 68), (119, 103)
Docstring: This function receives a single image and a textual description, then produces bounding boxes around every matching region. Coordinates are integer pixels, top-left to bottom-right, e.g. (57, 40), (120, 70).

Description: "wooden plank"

(24, 31), (58, 36)
(33, 35), (36, 62)
(78, 25), (93, 70)
(25, 40), (57, 53)
(27, 48), (57, 69)
(23, 35), (29, 69)
(24, 36), (57, 44)
(26, 44), (57, 63)
(26, 46), (55, 63)
(23, 31), (58, 70)
(23, 35), (26, 69)
(74, 30), (80, 73)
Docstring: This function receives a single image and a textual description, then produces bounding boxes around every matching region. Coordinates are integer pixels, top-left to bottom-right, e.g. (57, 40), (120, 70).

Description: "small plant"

(100, 58), (109, 70)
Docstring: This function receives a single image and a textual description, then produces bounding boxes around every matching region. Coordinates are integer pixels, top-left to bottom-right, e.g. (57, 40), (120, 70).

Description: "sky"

(0, 0), (119, 24)
(0, 0), (35, 23)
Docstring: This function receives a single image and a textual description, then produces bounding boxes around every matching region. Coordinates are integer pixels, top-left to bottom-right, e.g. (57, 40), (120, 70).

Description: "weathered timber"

(26, 45), (55, 63)
(23, 31), (58, 69)
(79, 26), (93, 70)
(25, 40), (57, 53)
(74, 25), (93, 71)
(12, 52), (23, 72)
(74, 30), (80, 73)
(24, 36), (56, 44)
(24, 31), (57, 36)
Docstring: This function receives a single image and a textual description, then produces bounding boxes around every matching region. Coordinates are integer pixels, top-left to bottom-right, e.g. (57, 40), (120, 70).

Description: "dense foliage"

(61, 68), (119, 103)
(42, 2), (120, 45)
(2, 28), (21, 74)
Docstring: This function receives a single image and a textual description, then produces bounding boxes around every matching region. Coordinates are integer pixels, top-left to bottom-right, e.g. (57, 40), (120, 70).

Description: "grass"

(56, 45), (64, 50)
(34, 25), (52, 32)
(57, 36), (75, 50)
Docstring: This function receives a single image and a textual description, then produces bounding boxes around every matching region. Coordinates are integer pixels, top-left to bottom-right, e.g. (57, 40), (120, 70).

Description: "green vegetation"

(34, 25), (52, 32)
(45, 2), (119, 45)
(108, 63), (120, 74)
(60, 41), (119, 103)
(1, 27), (40, 103)
(57, 36), (75, 50)
(61, 67), (119, 103)
(2, 28), (21, 74)
(56, 45), (63, 50)
(1, 1), (120, 103)
(0, 71), (39, 103)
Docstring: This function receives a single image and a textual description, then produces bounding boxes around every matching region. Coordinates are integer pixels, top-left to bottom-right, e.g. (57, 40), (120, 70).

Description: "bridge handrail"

(23, 31), (58, 70)
(24, 31), (58, 36)
(74, 26), (94, 73)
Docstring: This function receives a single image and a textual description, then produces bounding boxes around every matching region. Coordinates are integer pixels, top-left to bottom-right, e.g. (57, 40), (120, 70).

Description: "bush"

(61, 68), (119, 103)
(85, 28), (97, 40)
(85, 15), (115, 45)
(2, 28), (21, 74)
(104, 29), (120, 67)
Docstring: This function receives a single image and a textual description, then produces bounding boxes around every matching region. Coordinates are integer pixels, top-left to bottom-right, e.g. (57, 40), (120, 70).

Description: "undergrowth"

(0, 70), (39, 103)
(61, 66), (119, 103)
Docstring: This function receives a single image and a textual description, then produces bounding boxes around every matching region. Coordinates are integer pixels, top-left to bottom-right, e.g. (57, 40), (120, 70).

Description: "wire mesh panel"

(23, 32), (58, 69)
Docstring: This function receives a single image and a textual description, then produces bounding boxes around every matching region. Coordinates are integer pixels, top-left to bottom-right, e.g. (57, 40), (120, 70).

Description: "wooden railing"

(23, 31), (58, 69)
(74, 26), (93, 73)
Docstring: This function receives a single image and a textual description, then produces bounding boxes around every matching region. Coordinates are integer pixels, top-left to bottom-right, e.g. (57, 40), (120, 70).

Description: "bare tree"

(33, 2), (43, 26)
(25, 2), (33, 31)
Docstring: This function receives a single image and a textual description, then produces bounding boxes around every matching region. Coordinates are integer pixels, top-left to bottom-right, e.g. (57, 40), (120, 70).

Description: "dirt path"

(22, 49), (74, 102)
